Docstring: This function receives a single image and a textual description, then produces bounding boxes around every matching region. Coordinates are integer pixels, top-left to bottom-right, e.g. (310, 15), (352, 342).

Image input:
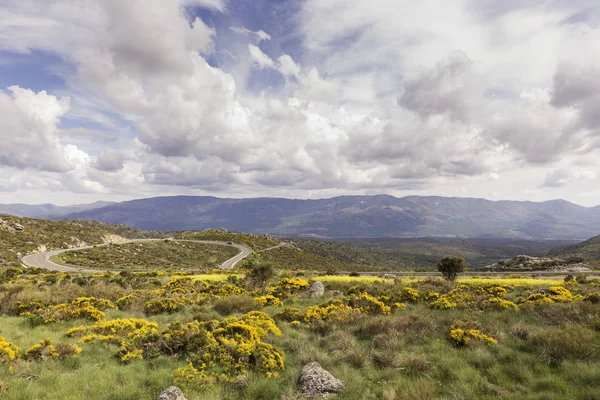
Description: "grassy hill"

(548, 235), (600, 267)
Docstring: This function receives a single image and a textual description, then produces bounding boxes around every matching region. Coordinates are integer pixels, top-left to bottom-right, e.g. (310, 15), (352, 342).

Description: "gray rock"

(12, 223), (24, 231)
(309, 281), (325, 298)
(298, 362), (345, 397)
(157, 386), (187, 400)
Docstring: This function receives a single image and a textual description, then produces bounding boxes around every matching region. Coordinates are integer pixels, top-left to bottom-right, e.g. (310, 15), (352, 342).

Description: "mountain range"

(2, 195), (600, 240)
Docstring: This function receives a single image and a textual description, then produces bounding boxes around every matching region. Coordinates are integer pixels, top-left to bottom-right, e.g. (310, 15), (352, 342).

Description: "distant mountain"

(0, 201), (115, 219)
(53, 195), (600, 240)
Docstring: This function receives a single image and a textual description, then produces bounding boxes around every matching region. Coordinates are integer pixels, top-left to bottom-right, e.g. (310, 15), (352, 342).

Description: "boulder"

(309, 281), (325, 298)
(298, 362), (345, 397)
(12, 223), (24, 231)
(157, 386), (187, 400)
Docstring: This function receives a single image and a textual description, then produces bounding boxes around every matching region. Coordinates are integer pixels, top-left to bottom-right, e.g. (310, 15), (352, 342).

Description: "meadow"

(1, 265), (600, 400)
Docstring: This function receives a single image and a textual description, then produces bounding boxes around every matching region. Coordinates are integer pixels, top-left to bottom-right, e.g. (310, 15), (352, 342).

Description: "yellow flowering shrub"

(71, 297), (117, 311)
(269, 278), (309, 298)
(65, 311), (285, 385)
(275, 307), (303, 322)
(0, 336), (20, 363)
(145, 295), (194, 315)
(304, 300), (362, 324)
(254, 294), (283, 307)
(484, 297), (519, 311)
(449, 328), (497, 346)
(401, 287), (420, 303)
(348, 292), (391, 315)
(22, 301), (106, 325)
(430, 296), (457, 309)
(520, 286), (575, 305)
(23, 338), (82, 361)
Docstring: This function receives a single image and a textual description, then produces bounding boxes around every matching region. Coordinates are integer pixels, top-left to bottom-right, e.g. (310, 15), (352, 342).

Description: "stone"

(157, 386), (187, 400)
(298, 362), (345, 397)
(13, 223), (24, 231)
(309, 281), (325, 298)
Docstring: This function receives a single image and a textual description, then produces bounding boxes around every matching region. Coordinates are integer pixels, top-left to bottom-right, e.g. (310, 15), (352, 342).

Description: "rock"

(157, 386), (187, 400)
(486, 255), (591, 272)
(309, 281), (325, 298)
(298, 362), (345, 397)
(12, 223), (24, 231)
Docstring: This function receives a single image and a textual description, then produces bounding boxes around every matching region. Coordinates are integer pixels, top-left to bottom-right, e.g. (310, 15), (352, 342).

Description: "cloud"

(231, 27), (271, 42)
(2, 0), (600, 206)
(94, 149), (125, 172)
(248, 44), (276, 69)
(398, 50), (484, 123)
(0, 86), (83, 172)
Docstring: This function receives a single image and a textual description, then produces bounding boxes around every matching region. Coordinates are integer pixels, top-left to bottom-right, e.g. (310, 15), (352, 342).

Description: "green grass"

(2, 268), (600, 399)
(54, 241), (240, 271)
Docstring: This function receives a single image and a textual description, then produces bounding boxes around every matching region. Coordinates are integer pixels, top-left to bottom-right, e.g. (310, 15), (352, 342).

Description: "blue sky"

(0, 0), (600, 206)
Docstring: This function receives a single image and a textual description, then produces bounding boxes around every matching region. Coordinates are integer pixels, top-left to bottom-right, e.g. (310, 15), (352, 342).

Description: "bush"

(437, 256), (467, 281)
(23, 338), (81, 361)
(213, 295), (259, 315)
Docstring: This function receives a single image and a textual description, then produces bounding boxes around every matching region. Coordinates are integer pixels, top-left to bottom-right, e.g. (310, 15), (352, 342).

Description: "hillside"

(548, 234), (600, 266)
(0, 214), (166, 266)
(47, 195), (600, 240)
(295, 237), (572, 269)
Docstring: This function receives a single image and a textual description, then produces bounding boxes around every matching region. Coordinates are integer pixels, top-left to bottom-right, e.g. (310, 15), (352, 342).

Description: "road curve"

(21, 239), (252, 273)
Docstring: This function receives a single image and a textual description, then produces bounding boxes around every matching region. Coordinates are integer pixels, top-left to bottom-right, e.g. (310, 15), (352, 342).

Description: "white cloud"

(0, 86), (80, 172)
(248, 44), (276, 69)
(1, 0), (600, 205)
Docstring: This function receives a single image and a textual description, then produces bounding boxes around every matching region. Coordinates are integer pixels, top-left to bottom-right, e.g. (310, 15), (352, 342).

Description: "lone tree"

(437, 256), (467, 281)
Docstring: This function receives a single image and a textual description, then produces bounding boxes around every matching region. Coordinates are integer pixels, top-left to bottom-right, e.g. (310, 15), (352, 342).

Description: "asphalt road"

(20, 239), (252, 273)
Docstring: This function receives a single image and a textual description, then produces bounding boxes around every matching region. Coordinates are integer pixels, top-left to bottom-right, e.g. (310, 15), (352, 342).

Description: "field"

(1, 265), (600, 400)
(53, 241), (240, 271)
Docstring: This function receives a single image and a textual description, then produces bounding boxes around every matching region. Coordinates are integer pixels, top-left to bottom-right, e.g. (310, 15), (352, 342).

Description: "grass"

(2, 268), (600, 399)
(53, 241), (240, 271)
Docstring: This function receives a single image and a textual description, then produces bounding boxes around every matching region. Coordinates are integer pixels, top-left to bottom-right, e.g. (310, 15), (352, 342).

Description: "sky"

(1, 0), (600, 206)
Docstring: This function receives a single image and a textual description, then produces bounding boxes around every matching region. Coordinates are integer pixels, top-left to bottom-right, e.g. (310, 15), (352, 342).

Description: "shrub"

(437, 256), (467, 281)
(213, 295), (259, 315)
(0, 337), (20, 363)
(23, 338), (81, 361)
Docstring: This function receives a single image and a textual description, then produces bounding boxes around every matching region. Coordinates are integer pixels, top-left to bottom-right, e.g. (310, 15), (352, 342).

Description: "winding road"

(21, 239), (253, 273)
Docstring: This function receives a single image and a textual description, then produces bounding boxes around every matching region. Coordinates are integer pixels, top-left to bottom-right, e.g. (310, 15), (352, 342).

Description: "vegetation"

(296, 237), (574, 269)
(177, 230), (280, 250)
(549, 234), (600, 267)
(1, 263), (600, 399)
(246, 245), (372, 272)
(437, 256), (468, 281)
(53, 241), (239, 271)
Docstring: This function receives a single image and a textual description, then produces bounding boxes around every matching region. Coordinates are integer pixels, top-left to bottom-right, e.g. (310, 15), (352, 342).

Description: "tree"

(437, 256), (467, 281)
